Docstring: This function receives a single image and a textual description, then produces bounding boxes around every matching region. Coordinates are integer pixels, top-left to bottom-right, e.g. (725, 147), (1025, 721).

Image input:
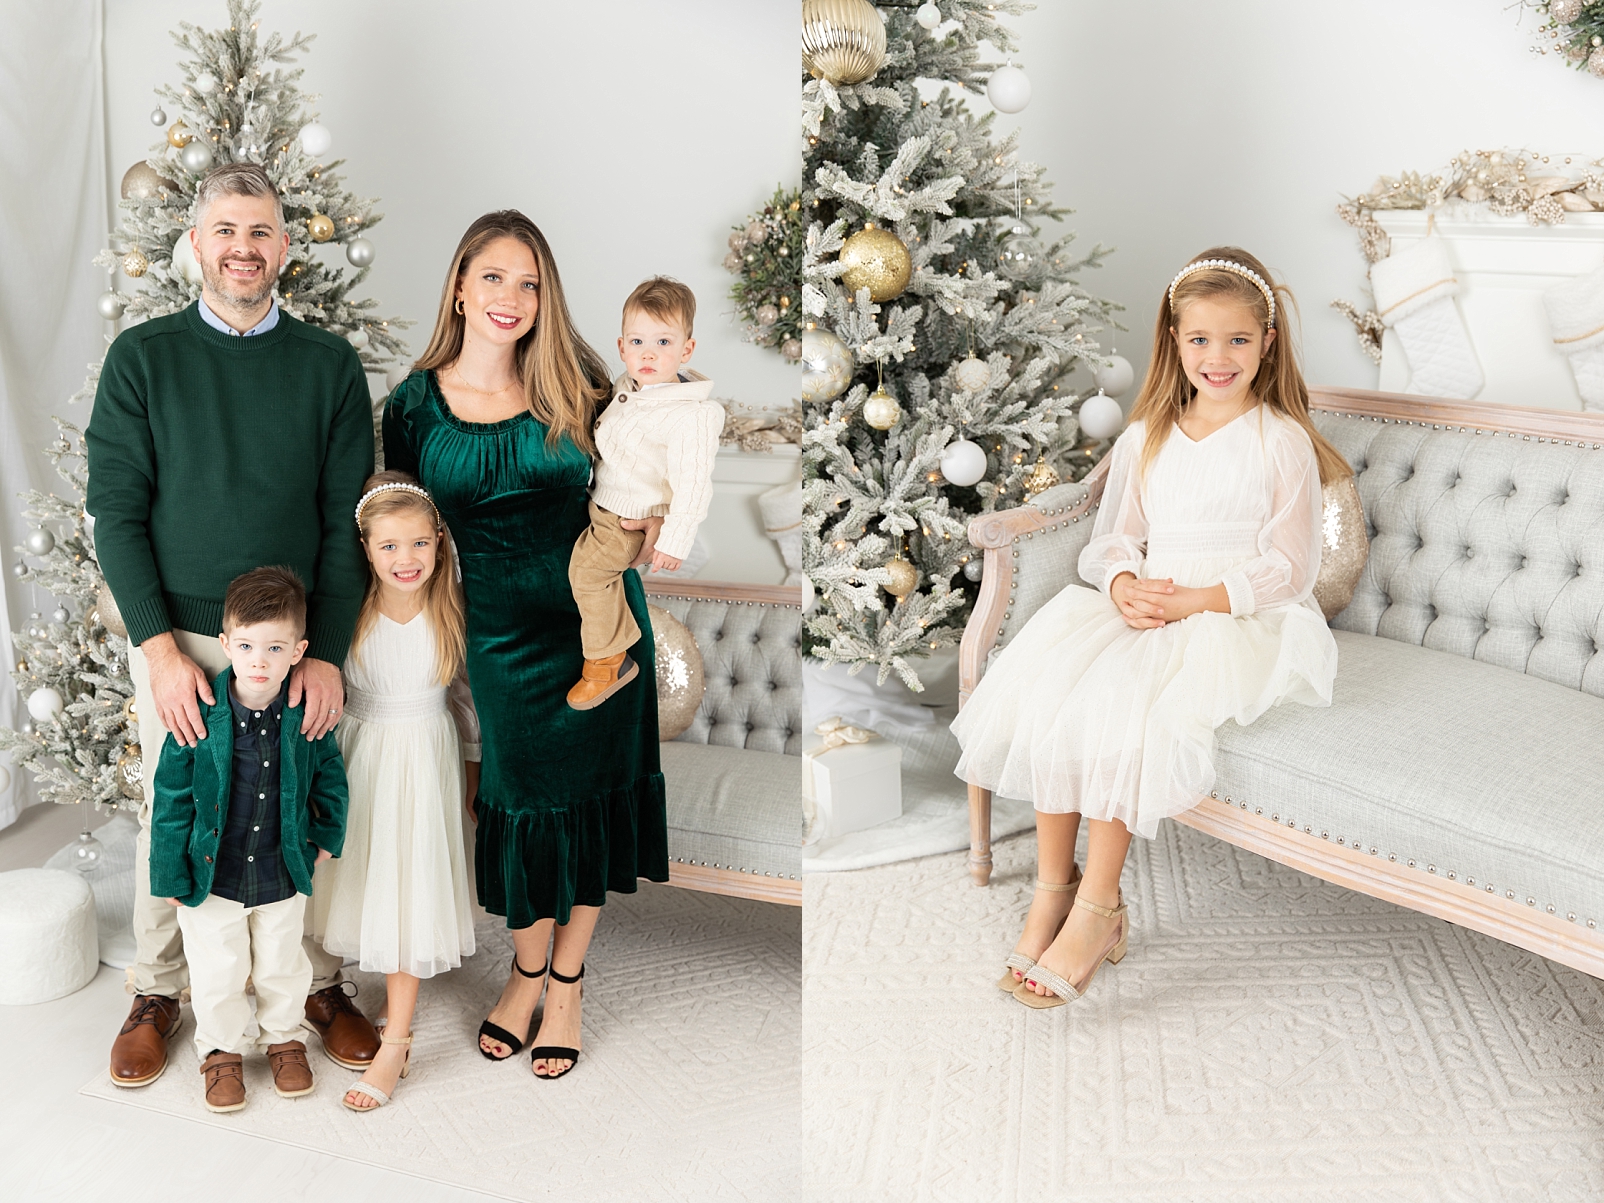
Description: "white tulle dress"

(307, 613), (480, 978)
(952, 406), (1338, 839)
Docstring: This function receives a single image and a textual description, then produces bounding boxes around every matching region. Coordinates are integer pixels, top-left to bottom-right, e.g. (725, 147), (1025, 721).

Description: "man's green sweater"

(85, 303), (374, 665)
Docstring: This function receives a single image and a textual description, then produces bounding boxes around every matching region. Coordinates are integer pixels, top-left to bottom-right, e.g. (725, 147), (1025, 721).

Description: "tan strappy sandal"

(1012, 894), (1127, 1009)
(341, 1032), (412, 1111)
(995, 867), (1083, 991)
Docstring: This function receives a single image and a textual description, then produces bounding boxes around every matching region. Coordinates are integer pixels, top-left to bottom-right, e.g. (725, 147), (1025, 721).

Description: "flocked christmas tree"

(0, 0), (404, 815)
(800, 0), (1122, 689)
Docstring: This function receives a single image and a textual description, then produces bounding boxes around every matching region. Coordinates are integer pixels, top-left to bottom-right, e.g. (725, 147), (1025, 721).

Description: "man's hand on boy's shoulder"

(289, 657), (344, 741)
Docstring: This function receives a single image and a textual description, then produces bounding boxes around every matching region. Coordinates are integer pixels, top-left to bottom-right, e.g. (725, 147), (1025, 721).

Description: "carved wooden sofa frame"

(959, 386), (1604, 979)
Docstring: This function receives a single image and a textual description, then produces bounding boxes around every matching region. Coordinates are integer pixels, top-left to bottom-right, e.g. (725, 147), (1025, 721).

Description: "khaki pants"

(128, 630), (344, 998)
(175, 892), (311, 1057)
(568, 502), (645, 660)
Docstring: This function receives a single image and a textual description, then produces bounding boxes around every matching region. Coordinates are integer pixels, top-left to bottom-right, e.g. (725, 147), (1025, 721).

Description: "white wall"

(991, 0), (1604, 405)
(102, 0), (799, 408)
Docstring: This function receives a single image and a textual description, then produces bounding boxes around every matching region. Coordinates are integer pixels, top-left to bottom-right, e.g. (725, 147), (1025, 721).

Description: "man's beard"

(202, 254), (275, 312)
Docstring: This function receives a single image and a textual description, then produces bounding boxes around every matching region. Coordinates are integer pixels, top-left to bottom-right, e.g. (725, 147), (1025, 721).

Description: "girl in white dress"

(308, 470), (480, 1107)
(953, 248), (1350, 1008)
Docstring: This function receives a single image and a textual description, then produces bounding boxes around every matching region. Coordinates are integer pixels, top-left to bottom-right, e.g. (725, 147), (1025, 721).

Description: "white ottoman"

(0, 868), (99, 1004)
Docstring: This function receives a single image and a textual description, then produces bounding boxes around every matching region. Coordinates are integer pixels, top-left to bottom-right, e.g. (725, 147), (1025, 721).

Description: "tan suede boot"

(566, 652), (639, 710)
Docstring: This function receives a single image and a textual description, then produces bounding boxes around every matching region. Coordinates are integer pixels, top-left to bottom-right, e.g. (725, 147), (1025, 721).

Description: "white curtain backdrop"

(0, 0), (109, 828)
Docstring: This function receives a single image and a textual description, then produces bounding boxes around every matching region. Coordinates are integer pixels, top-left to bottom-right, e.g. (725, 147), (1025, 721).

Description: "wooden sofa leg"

(967, 784), (993, 886)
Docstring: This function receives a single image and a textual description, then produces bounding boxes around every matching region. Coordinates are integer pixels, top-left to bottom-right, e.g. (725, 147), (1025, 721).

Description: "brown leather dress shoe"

(109, 994), (183, 1088)
(566, 651), (638, 710)
(266, 1040), (315, 1097)
(200, 1050), (246, 1113)
(304, 983), (378, 1069)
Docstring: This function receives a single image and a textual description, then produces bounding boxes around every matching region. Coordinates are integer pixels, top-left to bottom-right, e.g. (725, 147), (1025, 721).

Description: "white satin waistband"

(343, 684), (448, 724)
(1145, 522), (1259, 563)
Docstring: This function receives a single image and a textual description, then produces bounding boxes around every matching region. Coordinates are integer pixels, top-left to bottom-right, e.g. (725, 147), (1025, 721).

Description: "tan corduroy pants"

(568, 502), (645, 660)
(127, 630), (345, 998)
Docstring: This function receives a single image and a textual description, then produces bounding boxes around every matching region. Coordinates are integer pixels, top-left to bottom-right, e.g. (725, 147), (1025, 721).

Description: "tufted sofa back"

(646, 586), (803, 755)
(1313, 410), (1604, 699)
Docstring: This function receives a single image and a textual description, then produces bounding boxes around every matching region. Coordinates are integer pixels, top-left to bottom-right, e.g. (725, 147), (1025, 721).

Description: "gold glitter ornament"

(118, 744), (145, 801)
(166, 121), (192, 148)
(839, 223), (911, 302)
(307, 213), (335, 242)
(1022, 456), (1060, 498)
(120, 161), (178, 201)
(120, 249), (149, 279)
(1590, 47), (1604, 78)
(647, 604), (704, 740)
(1551, 0), (1583, 23)
(1313, 476), (1368, 620)
(882, 557), (918, 599)
(862, 384), (902, 429)
(801, 0), (887, 86)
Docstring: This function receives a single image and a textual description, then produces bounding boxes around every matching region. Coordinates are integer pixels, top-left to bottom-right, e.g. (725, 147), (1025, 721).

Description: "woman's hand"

(1110, 572), (1172, 629)
(619, 515), (664, 569)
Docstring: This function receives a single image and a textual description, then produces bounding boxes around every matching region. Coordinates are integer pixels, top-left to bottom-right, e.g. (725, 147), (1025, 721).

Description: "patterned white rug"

(804, 824), (1604, 1202)
(83, 883), (800, 1203)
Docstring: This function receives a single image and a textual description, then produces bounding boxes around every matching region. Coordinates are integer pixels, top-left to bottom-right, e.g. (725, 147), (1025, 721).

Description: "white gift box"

(803, 725), (902, 840)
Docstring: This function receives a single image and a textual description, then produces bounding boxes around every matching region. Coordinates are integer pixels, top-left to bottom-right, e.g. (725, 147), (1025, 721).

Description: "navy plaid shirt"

(209, 685), (296, 908)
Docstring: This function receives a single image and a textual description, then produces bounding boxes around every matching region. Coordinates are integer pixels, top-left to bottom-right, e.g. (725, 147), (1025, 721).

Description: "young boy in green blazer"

(149, 566), (349, 1113)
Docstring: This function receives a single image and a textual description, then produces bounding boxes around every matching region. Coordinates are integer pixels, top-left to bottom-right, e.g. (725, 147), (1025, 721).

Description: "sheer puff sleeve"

(1078, 422), (1149, 594)
(447, 670), (481, 763)
(1218, 417), (1324, 617)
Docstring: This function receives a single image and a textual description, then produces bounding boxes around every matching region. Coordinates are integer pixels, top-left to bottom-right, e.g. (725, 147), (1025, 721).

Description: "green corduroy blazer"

(149, 667), (349, 906)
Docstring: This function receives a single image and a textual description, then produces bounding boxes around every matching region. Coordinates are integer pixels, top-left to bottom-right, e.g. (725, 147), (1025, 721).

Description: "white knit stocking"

(1542, 263), (1604, 412)
(1371, 236), (1484, 400)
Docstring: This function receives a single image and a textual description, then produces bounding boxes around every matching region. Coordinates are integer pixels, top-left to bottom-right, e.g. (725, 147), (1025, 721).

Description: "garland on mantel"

(1333, 149), (1604, 361)
(1525, 1), (1604, 76)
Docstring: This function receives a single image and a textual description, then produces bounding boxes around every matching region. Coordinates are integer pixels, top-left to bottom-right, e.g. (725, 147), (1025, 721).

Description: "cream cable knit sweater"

(591, 370), (725, 561)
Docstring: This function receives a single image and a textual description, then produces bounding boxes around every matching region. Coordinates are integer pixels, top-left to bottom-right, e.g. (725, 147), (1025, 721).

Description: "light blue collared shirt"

(197, 294), (280, 337)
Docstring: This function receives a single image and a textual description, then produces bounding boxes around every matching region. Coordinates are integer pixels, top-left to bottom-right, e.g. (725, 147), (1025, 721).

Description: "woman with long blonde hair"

(953, 247), (1343, 1007)
(383, 211), (669, 1081)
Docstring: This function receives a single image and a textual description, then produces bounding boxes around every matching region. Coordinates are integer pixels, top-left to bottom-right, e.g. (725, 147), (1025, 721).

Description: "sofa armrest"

(959, 456), (1112, 707)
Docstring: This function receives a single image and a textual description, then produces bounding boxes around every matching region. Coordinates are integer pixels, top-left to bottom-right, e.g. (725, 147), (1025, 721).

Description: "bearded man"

(86, 162), (380, 1087)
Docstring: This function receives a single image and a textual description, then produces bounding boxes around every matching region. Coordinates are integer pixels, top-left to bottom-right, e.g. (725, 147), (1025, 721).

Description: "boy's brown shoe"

(566, 652), (638, 710)
(109, 994), (183, 1087)
(266, 1040), (315, 1097)
(200, 1050), (246, 1113)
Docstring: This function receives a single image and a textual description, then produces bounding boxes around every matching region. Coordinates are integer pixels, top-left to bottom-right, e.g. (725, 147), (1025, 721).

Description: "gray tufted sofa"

(644, 580), (802, 905)
(959, 388), (1604, 978)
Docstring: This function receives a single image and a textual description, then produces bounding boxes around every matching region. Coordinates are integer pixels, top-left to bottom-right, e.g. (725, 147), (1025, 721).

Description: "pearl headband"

(1167, 258), (1277, 328)
(354, 482), (440, 528)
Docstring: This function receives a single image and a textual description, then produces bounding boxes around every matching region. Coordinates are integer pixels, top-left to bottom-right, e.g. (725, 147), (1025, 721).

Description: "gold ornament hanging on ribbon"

(802, 0), (887, 86)
(1022, 455), (1060, 498)
(839, 223), (912, 302)
(883, 557), (918, 600)
(307, 214), (335, 242)
(120, 249), (149, 279)
(166, 121), (192, 148)
(863, 384), (902, 430)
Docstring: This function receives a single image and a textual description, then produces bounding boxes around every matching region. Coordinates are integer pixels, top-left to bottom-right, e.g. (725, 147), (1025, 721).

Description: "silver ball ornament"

(986, 63), (1032, 113)
(940, 438), (988, 487)
(97, 291), (127, 321)
(916, 2), (942, 29)
(19, 720), (33, 736)
(963, 557), (984, 582)
(345, 237), (376, 268)
(24, 528), (55, 556)
(1077, 391), (1125, 440)
(11, 561), (27, 578)
(52, 607), (70, 624)
(801, 327), (854, 403)
(1092, 353), (1135, 397)
(149, 106), (167, 126)
(178, 139), (214, 173)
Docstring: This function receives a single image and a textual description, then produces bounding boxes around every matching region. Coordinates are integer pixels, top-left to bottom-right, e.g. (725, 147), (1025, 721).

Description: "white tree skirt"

(82, 884), (799, 1203)
(804, 825), (1604, 1201)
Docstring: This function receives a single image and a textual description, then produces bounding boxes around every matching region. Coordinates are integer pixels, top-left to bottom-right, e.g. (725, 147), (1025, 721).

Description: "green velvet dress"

(382, 370), (668, 928)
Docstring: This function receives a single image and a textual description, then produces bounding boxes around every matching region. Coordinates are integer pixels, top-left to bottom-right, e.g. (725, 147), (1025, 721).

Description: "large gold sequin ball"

(648, 604), (705, 741)
(1312, 476), (1369, 620)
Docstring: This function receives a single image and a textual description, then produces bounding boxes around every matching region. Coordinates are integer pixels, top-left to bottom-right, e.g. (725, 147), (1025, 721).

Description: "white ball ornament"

(178, 139), (214, 174)
(801, 575), (818, 614)
(23, 528), (54, 556)
(1078, 391), (1125, 440)
(940, 438), (988, 487)
(953, 355), (990, 393)
(27, 687), (64, 723)
(298, 122), (333, 157)
(97, 291), (127, 321)
(171, 232), (205, 285)
(149, 106), (167, 126)
(346, 328), (370, 350)
(1092, 353), (1135, 397)
(916, 2), (942, 29)
(0, 763), (9, 794)
(346, 237), (376, 268)
(986, 63), (1032, 114)
(862, 385), (903, 430)
(193, 71), (218, 94)
(385, 365), (410, 391)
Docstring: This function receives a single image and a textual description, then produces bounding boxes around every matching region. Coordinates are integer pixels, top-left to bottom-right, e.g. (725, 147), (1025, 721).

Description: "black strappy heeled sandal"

(530, 963), (584, 1081)
(477, 956), (547, 1061)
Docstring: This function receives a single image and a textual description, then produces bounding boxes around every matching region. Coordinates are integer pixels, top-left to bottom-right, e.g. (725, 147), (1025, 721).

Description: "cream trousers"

(127, 629), (344, 998)
(175, 891), (311, 1056)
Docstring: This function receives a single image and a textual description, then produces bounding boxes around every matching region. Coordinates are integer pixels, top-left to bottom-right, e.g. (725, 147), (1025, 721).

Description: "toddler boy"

(567, 276), (725, 709)
(149, 566), (349, 1112)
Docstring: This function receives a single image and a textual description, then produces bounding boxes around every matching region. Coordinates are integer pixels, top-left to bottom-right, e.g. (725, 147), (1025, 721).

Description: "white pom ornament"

(916, 2), (942, 29)
(27, 687), (64, 723)
(953, 355), (990, 392)
(1078, 391), (1125, 440)
(385, 365), (410, 391)
(171, 232), (205, 285)
(940, 438), (987, 487)
(346, 328), (370, 350)
(986, 63), (1032, 114)
(1092, 353), (1135, 397)
(193, 71), (218, 94)
(298, 122), (333, 157)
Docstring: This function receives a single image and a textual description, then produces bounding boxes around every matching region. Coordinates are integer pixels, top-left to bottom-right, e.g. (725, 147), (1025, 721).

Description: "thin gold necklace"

(450, 362), (517, 395)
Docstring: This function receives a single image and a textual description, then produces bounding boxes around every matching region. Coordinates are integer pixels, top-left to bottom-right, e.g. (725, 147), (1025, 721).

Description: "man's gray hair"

(193, 162), (285, 229)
